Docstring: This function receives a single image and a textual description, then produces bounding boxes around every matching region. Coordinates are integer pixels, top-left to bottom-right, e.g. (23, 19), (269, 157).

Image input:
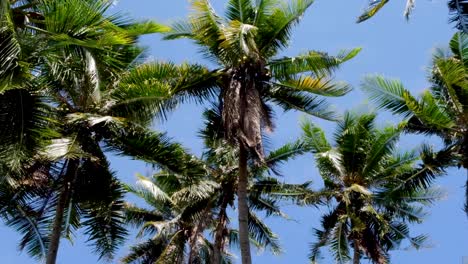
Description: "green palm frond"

(226, 0), (255, 23)
(0, 89), (58, 171)
(356, 0), (389, 23)
(263, 139), (310, 174)
(257, 0), (314, 55)
(248, 195), (287, 218)
(330, 218), (350, 264)
(248, 210), (282, 254)
(77, 158), (127, 260)
(266, 87), (338, 120)
(301, 119), (331, 153)
(104, 125), (207, 178)
(121, 237), (168, 264)
(124, 204), (165, 228)
(155, 230), (186, 264)
(269, 48), (361, 79)
(361, 75), (413, 117)
(273, 76), (351, 97)
(109, 62), (218, 124)
(362, 126), (401, 177)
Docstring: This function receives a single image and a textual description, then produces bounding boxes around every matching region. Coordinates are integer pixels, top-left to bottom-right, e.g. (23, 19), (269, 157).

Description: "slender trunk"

(187, 232), (198, 263)
(212, 198), (229, 264)
(45, 160), (78, 264)
(353, 239), (360, 264)
(188, 216), (206, 264)
(237, 146), (251, 264)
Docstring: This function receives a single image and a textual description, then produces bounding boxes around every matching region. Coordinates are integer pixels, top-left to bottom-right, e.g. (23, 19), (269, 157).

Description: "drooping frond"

(121, 237), (168, 264)
(269, 48), (361, 79)
(0, 89), (57, 171)
(103, 125), (207, 178)
(248, 210), (282, 254)
(109, 62), (219, 124)
(273, 76), (351, 97)
(448, 0), (468, 32)
(77, 158), (127, 260)
(265, 87), (338, 120)
(356, 0), (389, 23)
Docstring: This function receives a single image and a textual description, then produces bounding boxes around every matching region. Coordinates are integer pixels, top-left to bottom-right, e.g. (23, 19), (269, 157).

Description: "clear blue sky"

(1, 0), (467, 263)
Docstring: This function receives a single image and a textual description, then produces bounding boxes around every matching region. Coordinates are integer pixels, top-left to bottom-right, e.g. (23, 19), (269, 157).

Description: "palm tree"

(0, 1), (214, 263)
(122, 104), (314, 263)
(163, 1), (360, 262)
(301, 112), (444, 264)
(362, 31), (468, 215)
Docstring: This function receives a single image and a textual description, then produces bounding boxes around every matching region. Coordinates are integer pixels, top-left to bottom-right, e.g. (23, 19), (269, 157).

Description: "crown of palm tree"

(301, 112), (444, 264)
(164, 0), (360, 159)
(362, 32), (468, 216)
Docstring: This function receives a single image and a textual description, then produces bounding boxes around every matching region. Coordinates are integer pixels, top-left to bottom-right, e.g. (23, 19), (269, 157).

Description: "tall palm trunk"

(45, 160), (78, 264)
(237, 146), (251, 264)
(353, 239), (360, 264)
(188, 209), (208, 263)
(212, 196), (229, 263)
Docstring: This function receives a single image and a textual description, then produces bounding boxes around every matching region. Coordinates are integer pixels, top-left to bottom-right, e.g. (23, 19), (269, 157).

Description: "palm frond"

(268, 48), (361, 79)
(258, 0), (314, 55)
(361, 75), (413, 117)
(273, 76), (351, 97)
(103, 125), (207, 179)
(121, 237), (168, 264)
(226, 0), (255, 23)
(448, 0), (468, 32)
(266, 87), (338, 120)
(0, 88), (58, 171)
(248, 210), (282, 254)
(356, 0), (389, 23)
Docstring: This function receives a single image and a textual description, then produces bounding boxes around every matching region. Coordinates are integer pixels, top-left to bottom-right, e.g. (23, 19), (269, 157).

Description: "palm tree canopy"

(302, 112), (444, 264)
(0, 0), (210, 261)
(164, 0), (360, 159)
(121, 103), (317, 263)
(362, 32), (467, 168)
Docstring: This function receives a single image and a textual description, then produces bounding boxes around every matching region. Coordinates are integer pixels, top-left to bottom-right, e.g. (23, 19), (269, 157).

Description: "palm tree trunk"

(45, 160), (78, 264)
(237, 146), (252, 264)
(212, 198), (229, 264)
(353, 239), (360, 264)
(188, 214), (207, 264)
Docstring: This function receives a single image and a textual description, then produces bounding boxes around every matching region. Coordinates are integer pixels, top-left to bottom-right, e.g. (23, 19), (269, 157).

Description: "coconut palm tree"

(163, 1), (360, 262)
(362, 32), (468, 215)
(122, 104), (315, 264)
(301, 112), (445, 264)
(0, 0), (215, 263)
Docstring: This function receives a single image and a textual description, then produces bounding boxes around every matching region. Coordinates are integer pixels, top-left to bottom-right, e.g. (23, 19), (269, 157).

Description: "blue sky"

(1, 0), (467, 263)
